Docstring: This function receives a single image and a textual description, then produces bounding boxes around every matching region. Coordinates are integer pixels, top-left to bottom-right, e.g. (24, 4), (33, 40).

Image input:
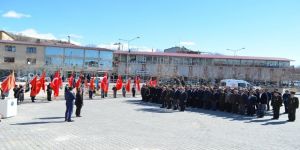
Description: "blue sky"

(1, 0), (300, 66)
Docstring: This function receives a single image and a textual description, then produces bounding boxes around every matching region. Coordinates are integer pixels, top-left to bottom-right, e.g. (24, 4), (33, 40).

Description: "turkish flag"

(126, 78), (131, 92)
(39, 71), (46, 91)
(101, 73), (108, 92)
(90, 77), (95, 91)
(75, 77), (82, 88)
(149, 79), (157, 87)
(1, 71), (15, 93)
(116, 75), (122, 90)
(135, 76), (140, 91)
(30, 76), (41, 97)
(50, 70), (62, 97)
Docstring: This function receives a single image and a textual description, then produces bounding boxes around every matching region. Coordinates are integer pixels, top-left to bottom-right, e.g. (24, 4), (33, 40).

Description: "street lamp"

(226, 48), (245, 56)
(226, 48), (245, 79)
(118, 36), (141, 80)
(119, 36), (140, 52)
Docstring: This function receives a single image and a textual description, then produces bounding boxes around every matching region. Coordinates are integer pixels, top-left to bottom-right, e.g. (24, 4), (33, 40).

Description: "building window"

(65, 48), (84, 57)
(84, 59), (99, 67)
(45, 56), (63, 66)
(137, 55), (146, 63)
(4, 57), (15, 63)
(129, 55), (136, 63)
(26, 47), (37, 54)
(27, 58), (36, 65)
(45, 47), (64, 56)
(214, 59), (228, 66)
(279, 61), (290, 68)
(241, 60), (254, 66)
(267, 61), (279, 68)
(85, 50), (99, 59)
(5, 45), (16, 52)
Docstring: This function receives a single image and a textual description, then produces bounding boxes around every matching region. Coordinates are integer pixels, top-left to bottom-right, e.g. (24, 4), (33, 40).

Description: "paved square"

(1, 97), (299, 150)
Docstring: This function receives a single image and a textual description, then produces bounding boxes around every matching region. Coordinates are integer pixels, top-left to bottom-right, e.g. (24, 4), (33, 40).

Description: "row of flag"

(0, 71), (158, 97)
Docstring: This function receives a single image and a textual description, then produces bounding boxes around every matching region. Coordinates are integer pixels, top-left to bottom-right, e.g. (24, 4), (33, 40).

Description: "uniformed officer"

(271, 91), (282, 119)
(65, 87), (75, 122)
(47, 83), (52, 101)
(287, 91), (299, 122)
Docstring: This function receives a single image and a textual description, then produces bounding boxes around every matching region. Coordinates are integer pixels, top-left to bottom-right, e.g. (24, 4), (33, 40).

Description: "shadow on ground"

(11, 120), (65, 125)
(125, 99), (289, 125)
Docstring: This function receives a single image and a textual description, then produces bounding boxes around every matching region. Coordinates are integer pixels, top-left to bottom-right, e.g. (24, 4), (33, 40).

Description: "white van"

(220, 79), (252, 89)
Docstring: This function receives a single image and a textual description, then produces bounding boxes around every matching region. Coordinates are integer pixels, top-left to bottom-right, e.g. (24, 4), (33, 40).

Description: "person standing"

(88, 85), (93, 99)
(46, 83), (52, 101)
(122, 85), (126, 97)
(17, 85), (24, 104)
(247, 91), (257, 116)
(75, 88), (83, 117)
(282, 90), (290, 114)
(65, 87), (75, 122)
(112, 85), (117, 98)
(132, 86), (136, 97)
(13, 85), (19, 99)
(287, 91), (299, 122)
(179, 87), (188, 111)
(271, 91), (282, 119)
(30, 86), (36, 103)
(258, 89), (268, 118)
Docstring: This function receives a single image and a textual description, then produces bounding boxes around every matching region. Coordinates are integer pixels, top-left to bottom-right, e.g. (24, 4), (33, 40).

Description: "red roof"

(0, 40), (112, 52)
(114, 51), (292, 61)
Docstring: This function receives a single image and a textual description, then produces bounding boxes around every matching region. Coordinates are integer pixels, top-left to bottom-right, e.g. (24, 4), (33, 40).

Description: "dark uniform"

(132, 87), (136, 97)
(247, 94), (257, 116)
(271, 93), (282, 119)
(287, 92), (299, 121)
(282, 92), (290, 113)
(179, 89), (188, 111)
(47, 84), (52, 101)
(160, 88), (168, 108)
(112, 86), (117, 98)
(65, 87), (75, 122)
(75, 89), (83, 117)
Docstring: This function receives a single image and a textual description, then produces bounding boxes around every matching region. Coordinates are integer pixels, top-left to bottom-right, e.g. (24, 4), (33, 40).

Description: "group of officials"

(141, 85), (299, 122)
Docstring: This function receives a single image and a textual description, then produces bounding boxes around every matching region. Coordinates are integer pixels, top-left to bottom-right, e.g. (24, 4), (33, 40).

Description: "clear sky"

(0, 0), (299, 66)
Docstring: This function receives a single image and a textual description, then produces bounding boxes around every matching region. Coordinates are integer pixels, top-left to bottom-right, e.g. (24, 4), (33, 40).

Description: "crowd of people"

(141, 85), (299, 122)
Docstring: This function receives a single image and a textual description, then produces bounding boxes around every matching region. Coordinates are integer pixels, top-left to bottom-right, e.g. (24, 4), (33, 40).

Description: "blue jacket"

(65, 90), (75, 104)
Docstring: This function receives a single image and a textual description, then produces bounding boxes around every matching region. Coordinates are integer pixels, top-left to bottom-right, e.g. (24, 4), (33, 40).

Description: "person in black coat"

(160, 87), (167, 108)
(141, 85), (146, 101)
(271, 92), (282, 119)
(47, 83), (52, 101)
(247, 91), (257, 116)
(179, 87), (188, 111)
(75, 88), (83, 117)
(112, 85), (117, 98)
(132, 86), (136, 97)
(257, 89), (269, 118)
(282, 90), (290, 114)
(173, 88), (181, 110)
(13, 85), (19, 99)
(17, 85), (24, 104)
(287, 91), (299, 122)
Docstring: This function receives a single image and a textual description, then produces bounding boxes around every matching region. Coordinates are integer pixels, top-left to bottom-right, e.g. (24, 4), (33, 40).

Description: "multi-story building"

(0, 31), (113, 77)
(113, 51), (293, 84)
(1, 30), (295, 84)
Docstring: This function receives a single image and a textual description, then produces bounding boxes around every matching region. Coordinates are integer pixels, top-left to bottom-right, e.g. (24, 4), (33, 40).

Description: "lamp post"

(226, 48), (246, 79)
(226, 48), (245, 56)
(118, 36), (140, 79)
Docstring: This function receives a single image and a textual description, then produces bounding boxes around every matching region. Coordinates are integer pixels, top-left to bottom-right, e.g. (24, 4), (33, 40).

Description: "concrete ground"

(0, 96), (300, 150)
